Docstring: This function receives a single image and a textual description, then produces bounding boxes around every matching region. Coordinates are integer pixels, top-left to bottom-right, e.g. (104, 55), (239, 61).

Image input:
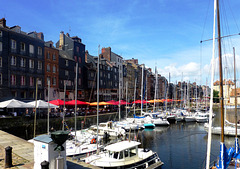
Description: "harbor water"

(134, 108), (239, 169)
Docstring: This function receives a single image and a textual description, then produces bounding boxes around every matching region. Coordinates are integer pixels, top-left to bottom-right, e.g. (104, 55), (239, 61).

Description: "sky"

(1, 0), (240, 86)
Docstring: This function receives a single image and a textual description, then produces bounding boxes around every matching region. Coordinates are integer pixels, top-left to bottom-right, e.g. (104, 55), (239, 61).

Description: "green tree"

(213, 90), (219, 103)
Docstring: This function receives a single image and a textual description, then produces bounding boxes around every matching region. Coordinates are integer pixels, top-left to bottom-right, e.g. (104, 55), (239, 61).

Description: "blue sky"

(1, 0), (240, 85)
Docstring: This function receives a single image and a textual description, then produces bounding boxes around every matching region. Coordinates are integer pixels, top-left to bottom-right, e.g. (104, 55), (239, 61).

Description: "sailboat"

(206, 0), (240, 168)
(142, 66), (170, 126)
(133, 64), (155, 129)
(66, 49), (100, 157)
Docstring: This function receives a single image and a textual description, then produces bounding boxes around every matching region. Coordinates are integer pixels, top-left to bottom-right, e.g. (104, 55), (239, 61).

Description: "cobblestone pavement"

(0, 145), (30, 169)
(0, 130), (34, 169)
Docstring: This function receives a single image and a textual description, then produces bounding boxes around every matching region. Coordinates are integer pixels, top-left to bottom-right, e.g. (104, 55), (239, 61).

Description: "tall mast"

(74, 62), (78, 142)
(126, 81), (128, 119)
(145, 73), (148, 113)
(134, 77), (137, 115)
(141, 64), (144, 116)
(97, 45), (100, 149)
(154, 66), (157, 112)
(206, 0), (217, 168)
(216, 0), (224, 143)
(118, 63), (121, 121)
(233, 47), (238, 146)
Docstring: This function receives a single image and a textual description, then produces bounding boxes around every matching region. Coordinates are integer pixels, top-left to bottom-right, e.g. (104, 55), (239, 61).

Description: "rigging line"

(226, 0), (240, 32)
(200, 0), (212, 41)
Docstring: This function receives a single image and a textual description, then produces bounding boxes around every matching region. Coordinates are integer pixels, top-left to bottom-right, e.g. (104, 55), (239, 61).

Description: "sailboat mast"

(141, 64), (144, 116)
(119, 64), (121, 121)
(233, 47), (237, 139)
(126, 81), (128, 118)
(153, 66), (157, 112)
(134, 77), (137, 115)
(74, 62), (78, 141)
(206, 0), (217, 168)
(97, 45), (100, 149)
(216, 0), (224, 143)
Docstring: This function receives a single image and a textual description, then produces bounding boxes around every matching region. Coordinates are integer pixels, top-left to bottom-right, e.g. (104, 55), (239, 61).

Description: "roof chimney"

(0, 18), (6, 27)
(37, 32), (44, 41)
(59, 31), (65, 50)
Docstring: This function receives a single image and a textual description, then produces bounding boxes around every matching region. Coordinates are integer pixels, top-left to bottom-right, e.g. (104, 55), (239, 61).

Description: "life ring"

(91, 138), (96, 144)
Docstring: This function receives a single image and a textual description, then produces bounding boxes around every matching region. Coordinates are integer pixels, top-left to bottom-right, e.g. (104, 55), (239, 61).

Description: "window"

(47, 64), (50, 72)
(29, 59), (34, 68)
(11, 91), (17, 97)
(0, 42), (2, 51)
(20, 91), (26, 99)
(47, 51), (50, 59)
(108, 73), (110, 79)
(10, 74), (16, 85)
(38, 61), (42, 70)
(65, 60), (68, 66)
(76, 46), (79, 53)
(130, 148), (136, 157)
(79, 78), (81, 85)
(30, 77), (34, 86)
(65, 70), (68, 76)
(53, 54), (56, 60)
(119, 151), (123, 159)
(11, 56), (16, 66)
(20, 42), (25, 52)
(38, 47), (42, 56)
(113, 152), (119, 159)
(30, 91), (34, 98)
(0, 73), (2, 85)
(79, 57), (81, 63)
(11, 39), (16, 49)
(52, 77), (56, 85)
(20, 58), (25, 67)
(79, 67), (81, 74)
(29, 44), (34, 54)
(38, 79), (42, 86)
(0, 31), (2, 37)
(53, 65), (56, 73)
(21, 76), (25, 86)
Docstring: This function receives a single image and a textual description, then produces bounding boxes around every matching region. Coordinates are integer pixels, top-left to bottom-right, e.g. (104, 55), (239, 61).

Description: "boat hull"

(95, 152), (163, 169)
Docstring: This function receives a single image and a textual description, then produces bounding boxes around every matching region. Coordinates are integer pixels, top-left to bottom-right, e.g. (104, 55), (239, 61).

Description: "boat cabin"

(104, 141), (140, 160)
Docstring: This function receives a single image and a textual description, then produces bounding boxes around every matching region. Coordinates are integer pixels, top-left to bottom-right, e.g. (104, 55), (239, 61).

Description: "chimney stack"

(0, 18), (6, 27)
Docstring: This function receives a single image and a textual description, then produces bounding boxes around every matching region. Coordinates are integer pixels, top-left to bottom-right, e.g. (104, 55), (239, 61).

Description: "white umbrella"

(0, 99), (32, 108)
(27, 100), (58, 108)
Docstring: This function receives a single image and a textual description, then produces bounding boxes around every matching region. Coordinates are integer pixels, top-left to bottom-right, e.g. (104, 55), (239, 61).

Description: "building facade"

(44, 41), (59, 100)
(0, 18), (44, 101)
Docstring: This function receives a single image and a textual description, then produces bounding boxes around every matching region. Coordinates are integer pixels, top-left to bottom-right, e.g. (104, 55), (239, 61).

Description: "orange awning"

(90, 102), (111, 106)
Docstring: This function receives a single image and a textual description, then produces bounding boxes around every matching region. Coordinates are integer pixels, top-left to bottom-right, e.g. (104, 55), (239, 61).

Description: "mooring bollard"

(5, 146), (13, 168)
(41, 160), (49, 169)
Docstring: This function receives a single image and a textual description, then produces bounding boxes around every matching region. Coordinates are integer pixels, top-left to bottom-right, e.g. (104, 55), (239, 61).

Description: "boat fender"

(155, 158), (159, 163)
(145, 162), (148, 168)
(91, 138), (96, 144)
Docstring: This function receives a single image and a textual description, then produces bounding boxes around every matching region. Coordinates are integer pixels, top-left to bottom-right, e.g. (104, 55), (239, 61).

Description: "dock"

(0, 130), (99, 169)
